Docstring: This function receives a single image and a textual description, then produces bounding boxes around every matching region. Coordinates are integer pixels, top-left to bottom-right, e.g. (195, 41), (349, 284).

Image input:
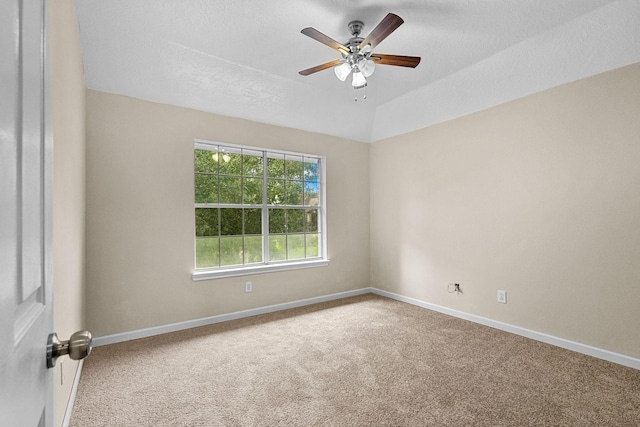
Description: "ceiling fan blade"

(301, 27), (349, 55)
(370, 54), (421, 68)
(299, 59), (343, 76)
(359, 13), (404, 51)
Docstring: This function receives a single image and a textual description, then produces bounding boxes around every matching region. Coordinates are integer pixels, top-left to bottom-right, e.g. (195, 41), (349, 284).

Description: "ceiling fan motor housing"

(344, 38), (365, 56)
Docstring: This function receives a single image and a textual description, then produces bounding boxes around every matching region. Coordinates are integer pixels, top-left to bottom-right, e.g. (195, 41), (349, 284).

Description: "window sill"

(192, 259), (329, 281)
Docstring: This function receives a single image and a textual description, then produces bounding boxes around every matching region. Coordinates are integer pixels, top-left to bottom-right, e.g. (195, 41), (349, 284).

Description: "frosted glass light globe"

(351, 71), (367, 88)
(358, 58), (375, 78)
(334, 62), (351, 81)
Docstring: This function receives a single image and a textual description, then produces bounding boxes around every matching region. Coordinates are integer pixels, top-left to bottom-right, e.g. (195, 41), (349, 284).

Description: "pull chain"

(354, 86), (368, 102)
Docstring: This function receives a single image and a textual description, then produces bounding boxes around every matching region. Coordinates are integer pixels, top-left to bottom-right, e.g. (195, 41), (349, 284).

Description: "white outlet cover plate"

(497, 290), (507, 304)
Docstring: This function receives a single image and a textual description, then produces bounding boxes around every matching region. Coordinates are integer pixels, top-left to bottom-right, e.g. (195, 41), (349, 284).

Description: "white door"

(1, 0), (54, 425)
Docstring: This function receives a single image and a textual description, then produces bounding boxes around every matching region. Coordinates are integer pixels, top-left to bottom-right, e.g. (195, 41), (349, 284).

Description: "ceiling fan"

(299, 13), (421, 94)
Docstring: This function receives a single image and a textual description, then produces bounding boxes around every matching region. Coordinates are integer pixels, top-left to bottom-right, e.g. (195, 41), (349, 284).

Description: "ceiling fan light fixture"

(352, 71), (367, 88)
(358, 58), (375, 78)
(334, 62), (351, 81)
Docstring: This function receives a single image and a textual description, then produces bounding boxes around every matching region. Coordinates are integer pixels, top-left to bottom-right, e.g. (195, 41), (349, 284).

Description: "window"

(193, 140), (327, 280)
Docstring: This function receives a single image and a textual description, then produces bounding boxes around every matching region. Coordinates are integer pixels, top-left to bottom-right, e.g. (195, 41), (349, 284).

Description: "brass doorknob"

(47, 330), (92, 368)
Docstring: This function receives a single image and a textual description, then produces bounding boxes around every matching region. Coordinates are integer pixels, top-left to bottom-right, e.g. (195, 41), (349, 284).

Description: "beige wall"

(50, 0), (86, 425)
(371, 62), (640, 358)
(85, 90), (370, 336)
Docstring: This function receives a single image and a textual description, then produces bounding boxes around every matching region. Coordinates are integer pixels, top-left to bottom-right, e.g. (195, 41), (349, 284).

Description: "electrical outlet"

(245, 281), (252, 293)
(497, 290), (507, 304)
(448, 283), (462, 294)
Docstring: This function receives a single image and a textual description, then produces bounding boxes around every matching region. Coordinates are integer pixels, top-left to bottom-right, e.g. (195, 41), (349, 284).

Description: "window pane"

(287, 209), (304, 233)
(243, 178), (263, 205)
(269, 208), (286, 233)
(194, 149), (218, 173)
(267, 179), (284, 205)
(196, 237), (219, 268)
(304, 161), (318, 181)
(244, 208), (262, 235)
(268, 235), (286, 261)
(195, 208), (219, 236)
(195, 144), (324, 271)
(243, 150), (263, 177)
(220, 208), (243, 236)
(244, 236), (263, 264)
(304, 180), (318, 206)
(219, 176), (242, 204)
(306, 233), (319, 258)
(285, 155), (304, 180)
(287, 234), (305, 260)
(286, 180), (304, 205)
(267, 156), (285, 179)
(305, 209), (318, 232)
(218, 150), (242, 175)
(220, 237), (243, 266)
(195, 174), (218, 204)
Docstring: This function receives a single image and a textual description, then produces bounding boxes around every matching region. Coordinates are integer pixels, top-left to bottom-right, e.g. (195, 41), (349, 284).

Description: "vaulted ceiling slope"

(76, 0), (640, 143)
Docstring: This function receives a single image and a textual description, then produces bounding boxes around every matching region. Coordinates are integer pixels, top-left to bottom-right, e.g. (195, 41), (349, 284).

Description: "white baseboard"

(92, 287), (639, 371)
(61, 358), (84, 427)
(93, 288), (371, 347)
(370, 288), (640, 371)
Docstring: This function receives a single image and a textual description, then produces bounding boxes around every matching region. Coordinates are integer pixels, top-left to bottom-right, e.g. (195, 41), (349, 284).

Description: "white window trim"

(192, 139), (328, 281)
(192, 259), (330, 281)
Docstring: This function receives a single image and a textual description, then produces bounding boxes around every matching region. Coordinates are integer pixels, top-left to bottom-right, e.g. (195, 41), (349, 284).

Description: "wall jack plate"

(245, 281), (253, 293)
(497, 290), (507, 304)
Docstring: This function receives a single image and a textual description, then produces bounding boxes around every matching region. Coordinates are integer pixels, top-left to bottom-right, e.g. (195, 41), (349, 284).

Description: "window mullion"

(241, 150), (245, 265)
(217, 155), (221, 267)
(262, 151), (269, 265)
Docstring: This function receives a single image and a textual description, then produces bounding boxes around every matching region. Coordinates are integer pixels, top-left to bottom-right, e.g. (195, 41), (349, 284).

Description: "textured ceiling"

(75, 0), (640, 142)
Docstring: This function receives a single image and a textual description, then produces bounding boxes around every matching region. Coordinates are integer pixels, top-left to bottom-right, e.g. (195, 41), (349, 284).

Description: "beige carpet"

(70, 294), (640, 426)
